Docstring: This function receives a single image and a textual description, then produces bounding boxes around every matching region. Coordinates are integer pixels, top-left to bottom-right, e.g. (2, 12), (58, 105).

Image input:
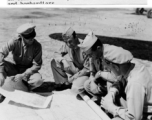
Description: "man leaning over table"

(100, 45), (152, 120)
(78, 31), (119, 102)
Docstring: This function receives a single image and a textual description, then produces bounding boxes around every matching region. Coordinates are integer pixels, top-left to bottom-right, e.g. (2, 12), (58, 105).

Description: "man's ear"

(97, 46), (103, 55)
(97, 46), (101, 50)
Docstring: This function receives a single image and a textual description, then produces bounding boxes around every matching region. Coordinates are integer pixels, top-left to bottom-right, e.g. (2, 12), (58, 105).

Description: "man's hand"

(89, 74), (95, 81)
(100, 92), (116, 113)
(89, 74), (99, 93)
(13, 74), (24, 82)
(0, 73), (5, 86)
(68, 73), (79, 83)
(61, 59), (70, 71)
(95, 71), (102, 78)
(90, 80), (98, 94)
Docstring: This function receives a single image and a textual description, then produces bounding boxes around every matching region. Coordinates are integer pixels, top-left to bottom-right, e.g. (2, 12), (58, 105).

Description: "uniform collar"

(21, 37), (26, 47)
(21, 37), (35, 47)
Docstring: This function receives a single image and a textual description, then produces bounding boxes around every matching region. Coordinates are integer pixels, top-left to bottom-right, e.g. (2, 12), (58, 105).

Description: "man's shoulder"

(33, 39), (42, 47)
(128, 63), (151, 86)
(9, 36), (22, 44)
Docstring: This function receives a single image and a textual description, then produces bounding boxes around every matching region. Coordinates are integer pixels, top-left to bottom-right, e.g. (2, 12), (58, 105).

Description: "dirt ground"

(0, 8), (152, 82)
(1, 8), (152, 120)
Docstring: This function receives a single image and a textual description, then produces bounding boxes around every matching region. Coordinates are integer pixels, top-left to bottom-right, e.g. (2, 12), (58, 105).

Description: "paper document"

(0, 88), (52, 108)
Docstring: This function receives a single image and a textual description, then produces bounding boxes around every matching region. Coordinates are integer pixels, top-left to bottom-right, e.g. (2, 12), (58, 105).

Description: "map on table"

(0, 89), (103, 120)
(0, 88), (52, 108)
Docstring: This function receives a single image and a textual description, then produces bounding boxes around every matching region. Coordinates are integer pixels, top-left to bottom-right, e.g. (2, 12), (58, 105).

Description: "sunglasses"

(23, 36), (34, 40)
(22, 29), (36, 40)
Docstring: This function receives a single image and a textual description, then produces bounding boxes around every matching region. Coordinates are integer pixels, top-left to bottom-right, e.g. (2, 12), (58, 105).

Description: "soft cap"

(17, 23), (36, 35)
(78, 31), (97, 51)
(62, 27), (74, 40)
(104, 45), (133, 64)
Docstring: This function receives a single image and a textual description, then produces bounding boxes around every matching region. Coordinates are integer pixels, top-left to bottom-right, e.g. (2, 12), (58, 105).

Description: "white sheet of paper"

(0, 102), (56, 120)
(0, 88), (52, 108)
(0, 89), (103, 120)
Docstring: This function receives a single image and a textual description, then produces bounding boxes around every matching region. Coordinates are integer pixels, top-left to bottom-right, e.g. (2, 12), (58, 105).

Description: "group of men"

(0, 23), (152, 120)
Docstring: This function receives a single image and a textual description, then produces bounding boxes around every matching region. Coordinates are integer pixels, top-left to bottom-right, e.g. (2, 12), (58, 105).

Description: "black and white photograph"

(0, 8), (152, 120)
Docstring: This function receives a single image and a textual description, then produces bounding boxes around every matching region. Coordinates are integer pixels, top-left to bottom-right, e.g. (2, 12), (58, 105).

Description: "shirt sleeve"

(53, 43), (68, 62)
(24, 43), (42, 76)
(0, 39), (15, 58)
(114, 82), (145, 120)
(100, 71), (117, 83)
(0, 39), (15, 72)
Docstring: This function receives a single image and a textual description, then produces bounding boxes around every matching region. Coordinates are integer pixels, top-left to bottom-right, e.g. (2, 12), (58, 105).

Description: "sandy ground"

(0, 8), (152, 82)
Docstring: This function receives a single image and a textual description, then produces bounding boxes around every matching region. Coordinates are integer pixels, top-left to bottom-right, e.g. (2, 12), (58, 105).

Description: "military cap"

(78, 31), (97, 51)
(104, 45), (133, 64)
(62, 27), (75, 40)
(17, 23), (36, 35)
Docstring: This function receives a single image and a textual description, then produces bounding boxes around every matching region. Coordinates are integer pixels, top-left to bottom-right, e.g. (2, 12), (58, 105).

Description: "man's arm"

(112, 83), (145, 120)
(0, 39), (15, 72)
(102, 81), (145, 120)
(68, 57), (92, 83)
(53, 42), (68, 62)
(68, 67), (90, 83)
(97, 71), (117, 83)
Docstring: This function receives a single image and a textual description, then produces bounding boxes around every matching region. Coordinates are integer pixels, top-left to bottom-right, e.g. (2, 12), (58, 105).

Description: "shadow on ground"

(49, 33), (152, 61)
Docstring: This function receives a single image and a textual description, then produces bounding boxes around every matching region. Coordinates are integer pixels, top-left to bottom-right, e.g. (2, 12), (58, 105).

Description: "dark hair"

(22, 29), (36, 39)
(72, 31), (76, 39)
(91, 39), (103, 51)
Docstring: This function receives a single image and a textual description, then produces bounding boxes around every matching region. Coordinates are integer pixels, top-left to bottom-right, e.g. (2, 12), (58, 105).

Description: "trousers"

(0, 60), (43, 92)
(51, 59), (88, 93)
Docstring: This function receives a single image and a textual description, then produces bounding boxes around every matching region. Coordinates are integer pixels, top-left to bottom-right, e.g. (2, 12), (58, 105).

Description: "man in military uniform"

(78, 31), (119, 101)
(51, 27), (90, 93)
(100, 45), (152, 120)
(0, 23), (43, 102)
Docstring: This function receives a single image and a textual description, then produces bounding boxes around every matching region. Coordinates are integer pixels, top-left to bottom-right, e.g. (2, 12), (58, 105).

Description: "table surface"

(0, 89), (102, 120)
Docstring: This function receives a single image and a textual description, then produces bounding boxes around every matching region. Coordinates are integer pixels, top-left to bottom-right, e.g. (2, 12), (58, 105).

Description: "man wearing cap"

(0, 23), (43, 101)
(78, 31), (117, 101)
(51, 27), (90, 93)
(100, 45), (152, 120)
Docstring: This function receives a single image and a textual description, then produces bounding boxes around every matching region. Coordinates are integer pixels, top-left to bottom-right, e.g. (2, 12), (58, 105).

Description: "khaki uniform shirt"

(113, 61), (152, 120)
(54, 38), (89, 70)
(0, 36), (42, 76)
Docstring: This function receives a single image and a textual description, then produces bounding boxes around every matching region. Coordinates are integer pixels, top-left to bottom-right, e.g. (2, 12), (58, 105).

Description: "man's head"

(62, 27), (79, 49)
(78, 31), (103, 59)
(102, 45), (133, 77)
(17, 23), (36, 45)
